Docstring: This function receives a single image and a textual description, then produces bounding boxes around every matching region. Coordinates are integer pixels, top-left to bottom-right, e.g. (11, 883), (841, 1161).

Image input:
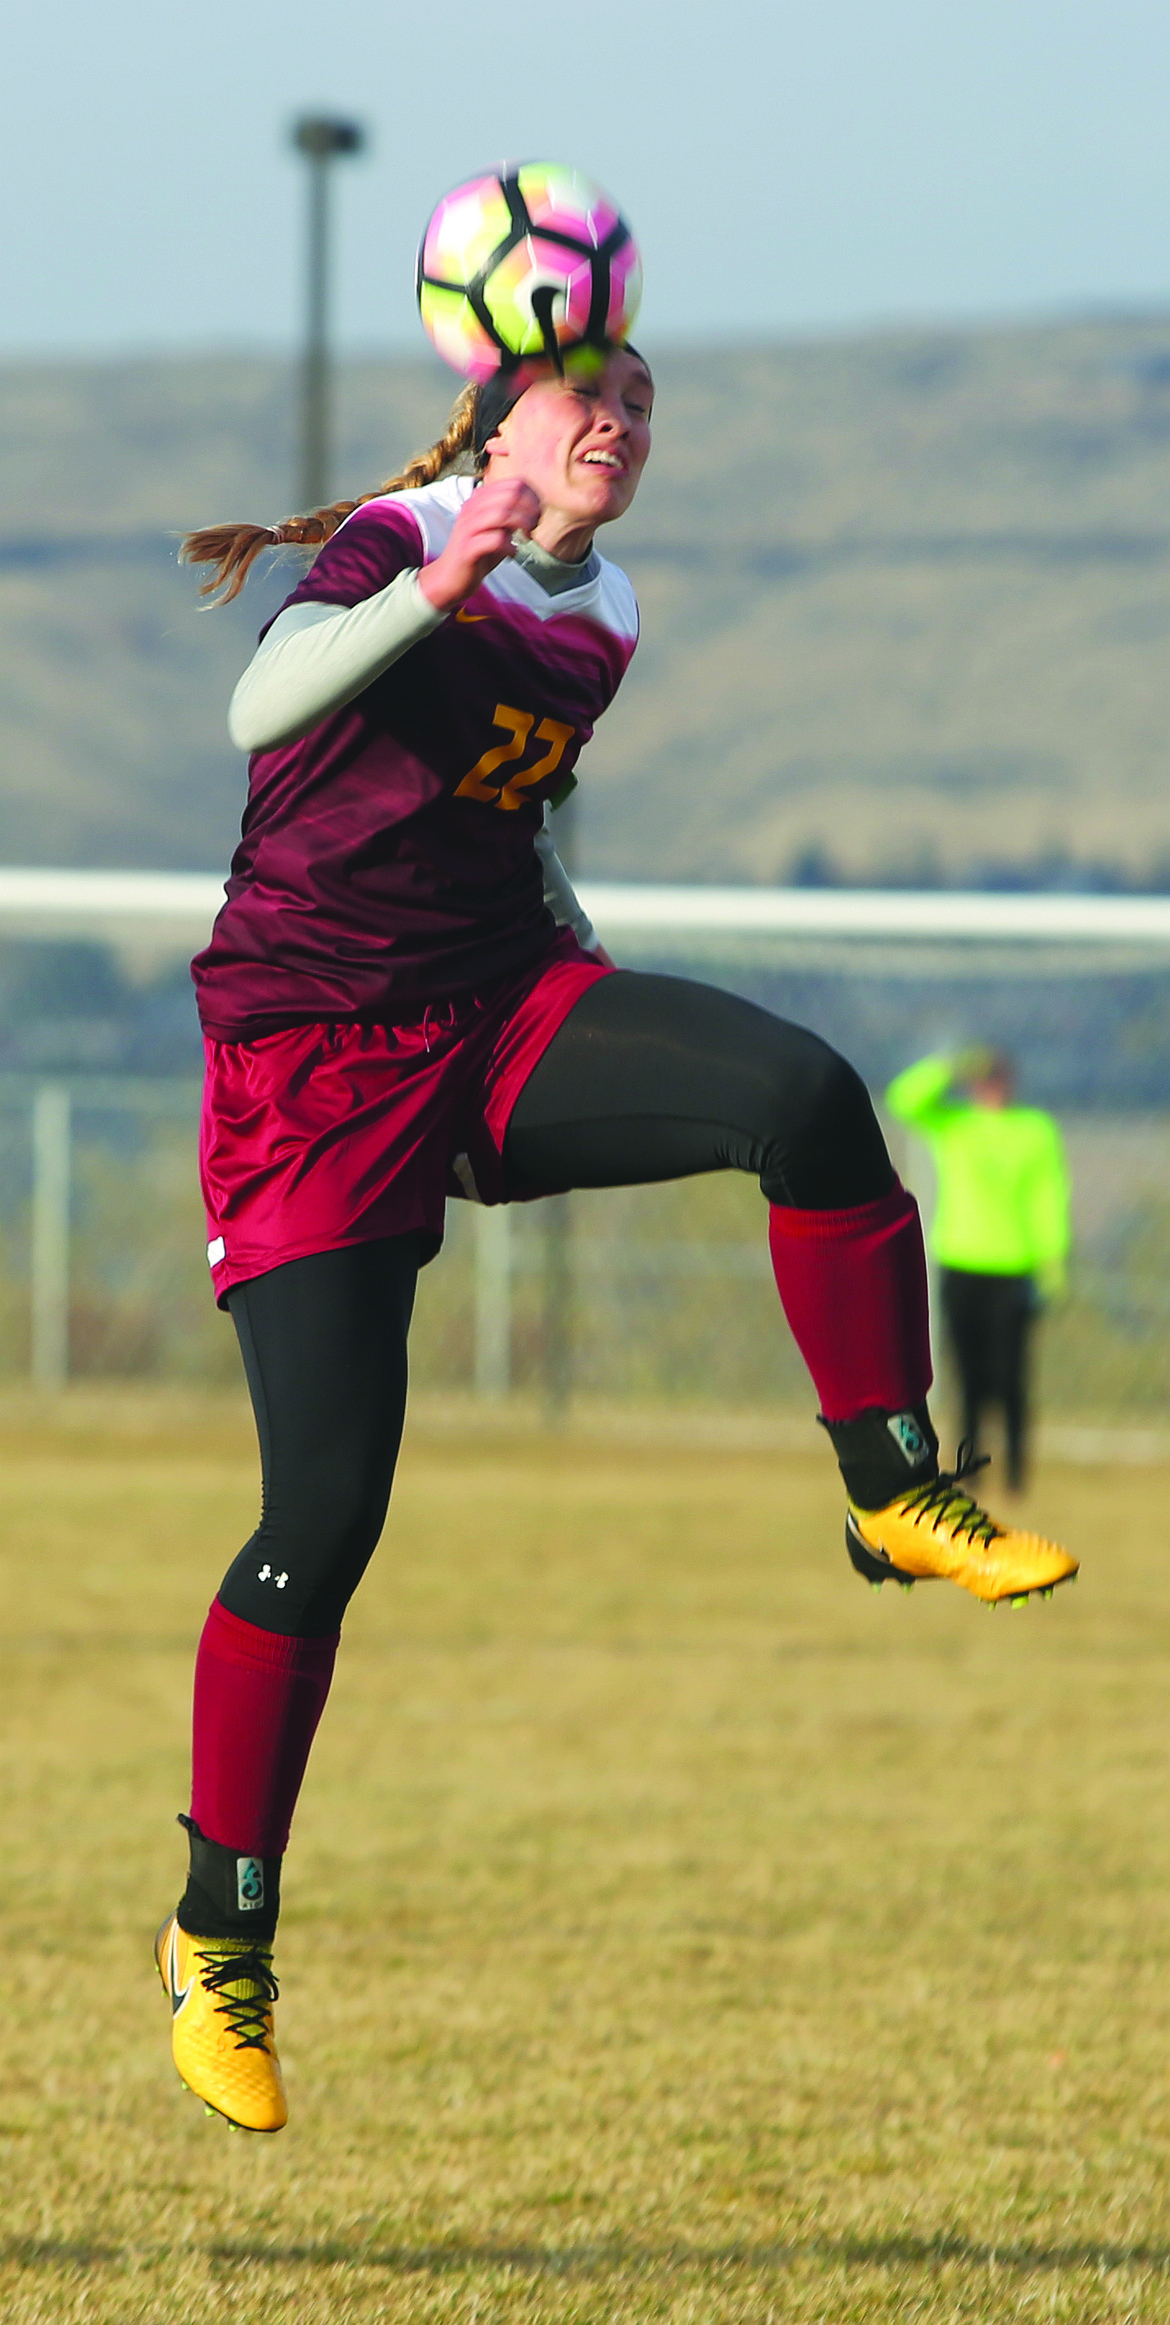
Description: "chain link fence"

(1, 1063), (1169, 1424)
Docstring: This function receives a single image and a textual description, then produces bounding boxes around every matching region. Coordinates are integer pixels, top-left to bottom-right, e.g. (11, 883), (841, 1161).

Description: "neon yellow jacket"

(884, 1053), (1071, 1288)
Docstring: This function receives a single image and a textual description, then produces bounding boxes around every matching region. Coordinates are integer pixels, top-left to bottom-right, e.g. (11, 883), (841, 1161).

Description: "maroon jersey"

(193, 474), (639, 1037)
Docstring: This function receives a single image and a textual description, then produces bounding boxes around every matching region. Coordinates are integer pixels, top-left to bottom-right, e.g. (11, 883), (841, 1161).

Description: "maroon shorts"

(200, 931), (611, 1304)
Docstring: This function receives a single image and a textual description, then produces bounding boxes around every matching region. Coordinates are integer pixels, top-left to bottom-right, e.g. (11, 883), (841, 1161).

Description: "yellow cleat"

(155, 1914), (287, 2133)
(844, 1446), (1078, 1604)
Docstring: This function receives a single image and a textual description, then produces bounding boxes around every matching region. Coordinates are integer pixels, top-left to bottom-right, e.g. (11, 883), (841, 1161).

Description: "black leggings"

(219, 972), (893, 1635)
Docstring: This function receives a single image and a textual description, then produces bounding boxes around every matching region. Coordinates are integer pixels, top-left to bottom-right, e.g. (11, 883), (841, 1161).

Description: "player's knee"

(759, 1035), (891, 1207)
(221, 1453), (394, 1631)
(764, 1031), (871, 1147)
(276, 1447), (393, 1570)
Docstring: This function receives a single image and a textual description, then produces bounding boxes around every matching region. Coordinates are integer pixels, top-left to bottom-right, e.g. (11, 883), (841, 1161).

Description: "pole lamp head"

(292, 116), (366, 162)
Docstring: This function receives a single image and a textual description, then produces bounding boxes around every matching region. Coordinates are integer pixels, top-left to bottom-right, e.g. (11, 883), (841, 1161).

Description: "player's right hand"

(418, 480), (541, 614)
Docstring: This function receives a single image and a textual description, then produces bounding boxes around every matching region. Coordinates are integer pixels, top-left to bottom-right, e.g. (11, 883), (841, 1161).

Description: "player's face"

(972, 1071), (1014, 1109)
(485, 349), (653, 551)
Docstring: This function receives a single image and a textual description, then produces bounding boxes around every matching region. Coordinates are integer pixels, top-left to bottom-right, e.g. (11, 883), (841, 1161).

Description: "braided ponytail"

(182, 381), (481, 603)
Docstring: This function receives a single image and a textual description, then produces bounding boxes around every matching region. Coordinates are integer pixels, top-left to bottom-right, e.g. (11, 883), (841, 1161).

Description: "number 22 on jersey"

(455, 704), (576, 811)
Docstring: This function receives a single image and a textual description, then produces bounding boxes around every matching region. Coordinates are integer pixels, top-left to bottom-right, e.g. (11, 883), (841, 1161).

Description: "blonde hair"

(181, 382), (480, 604)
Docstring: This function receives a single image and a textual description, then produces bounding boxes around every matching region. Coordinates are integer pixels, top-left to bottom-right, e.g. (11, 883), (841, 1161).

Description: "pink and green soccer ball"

(416, 162), (643, 382)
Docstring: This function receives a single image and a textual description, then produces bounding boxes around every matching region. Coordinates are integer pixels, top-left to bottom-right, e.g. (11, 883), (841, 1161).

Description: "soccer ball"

(416, 162), (643, 383)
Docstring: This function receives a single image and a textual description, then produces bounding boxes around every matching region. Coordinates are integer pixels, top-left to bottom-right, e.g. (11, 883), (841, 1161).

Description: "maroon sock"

(189, 1597), (339, 1858)
(768, 1180), (933, 1423)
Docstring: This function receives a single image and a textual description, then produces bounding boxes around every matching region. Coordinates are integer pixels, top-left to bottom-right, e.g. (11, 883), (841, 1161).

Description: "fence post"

(474, 1205), (512, 1398)
(31, 1082), (71, 1390)
(542, 1192), (573, 1423)
(540, 789), (578, 1424)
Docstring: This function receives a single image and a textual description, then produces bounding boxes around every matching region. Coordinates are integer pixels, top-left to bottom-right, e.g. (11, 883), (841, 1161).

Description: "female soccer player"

(156, 344), (1076, 2133)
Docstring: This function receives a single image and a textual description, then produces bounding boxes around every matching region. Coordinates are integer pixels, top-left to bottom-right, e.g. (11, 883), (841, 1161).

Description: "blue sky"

(6, 0), (1169, 356)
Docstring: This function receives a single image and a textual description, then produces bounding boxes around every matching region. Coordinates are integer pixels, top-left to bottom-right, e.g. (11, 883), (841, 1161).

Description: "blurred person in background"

(885, 1047), (1071, 1492)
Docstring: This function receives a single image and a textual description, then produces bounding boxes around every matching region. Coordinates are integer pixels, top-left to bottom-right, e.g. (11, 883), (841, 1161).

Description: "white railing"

(5, 867), (1170, 950)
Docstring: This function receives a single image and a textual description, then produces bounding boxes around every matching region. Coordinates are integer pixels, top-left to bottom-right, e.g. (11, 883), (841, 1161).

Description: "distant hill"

(4, 317), (1170, 884)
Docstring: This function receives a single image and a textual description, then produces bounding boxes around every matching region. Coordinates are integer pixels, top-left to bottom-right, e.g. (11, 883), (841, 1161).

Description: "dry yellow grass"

(1, 1388), (1168, 2322)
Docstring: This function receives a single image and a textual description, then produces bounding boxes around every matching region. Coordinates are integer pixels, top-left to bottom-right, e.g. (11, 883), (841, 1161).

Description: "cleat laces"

(890, 1439), (1003, 1550)
(195, 1945), (279, 2052)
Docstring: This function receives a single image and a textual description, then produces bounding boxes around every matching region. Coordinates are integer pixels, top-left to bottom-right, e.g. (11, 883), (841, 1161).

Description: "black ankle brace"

(175, 1815), (282, 1944)
(819, 1404), (938, 1512)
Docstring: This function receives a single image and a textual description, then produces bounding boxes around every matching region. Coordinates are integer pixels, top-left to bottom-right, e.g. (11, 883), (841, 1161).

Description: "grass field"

(2, 1389), (1169, 2323)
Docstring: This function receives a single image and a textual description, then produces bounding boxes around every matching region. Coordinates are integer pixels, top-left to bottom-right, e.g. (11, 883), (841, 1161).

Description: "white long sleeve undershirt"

(228, 570), (444, 754)
(533, 810), (598, 950)
(227, 557), (599, 951)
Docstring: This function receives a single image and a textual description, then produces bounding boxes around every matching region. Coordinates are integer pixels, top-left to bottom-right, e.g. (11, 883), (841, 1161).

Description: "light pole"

(291, 114), (366, 510)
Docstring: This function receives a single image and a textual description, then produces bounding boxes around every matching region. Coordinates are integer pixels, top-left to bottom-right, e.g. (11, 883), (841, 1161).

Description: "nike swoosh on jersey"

(455, 607), (489, 623)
